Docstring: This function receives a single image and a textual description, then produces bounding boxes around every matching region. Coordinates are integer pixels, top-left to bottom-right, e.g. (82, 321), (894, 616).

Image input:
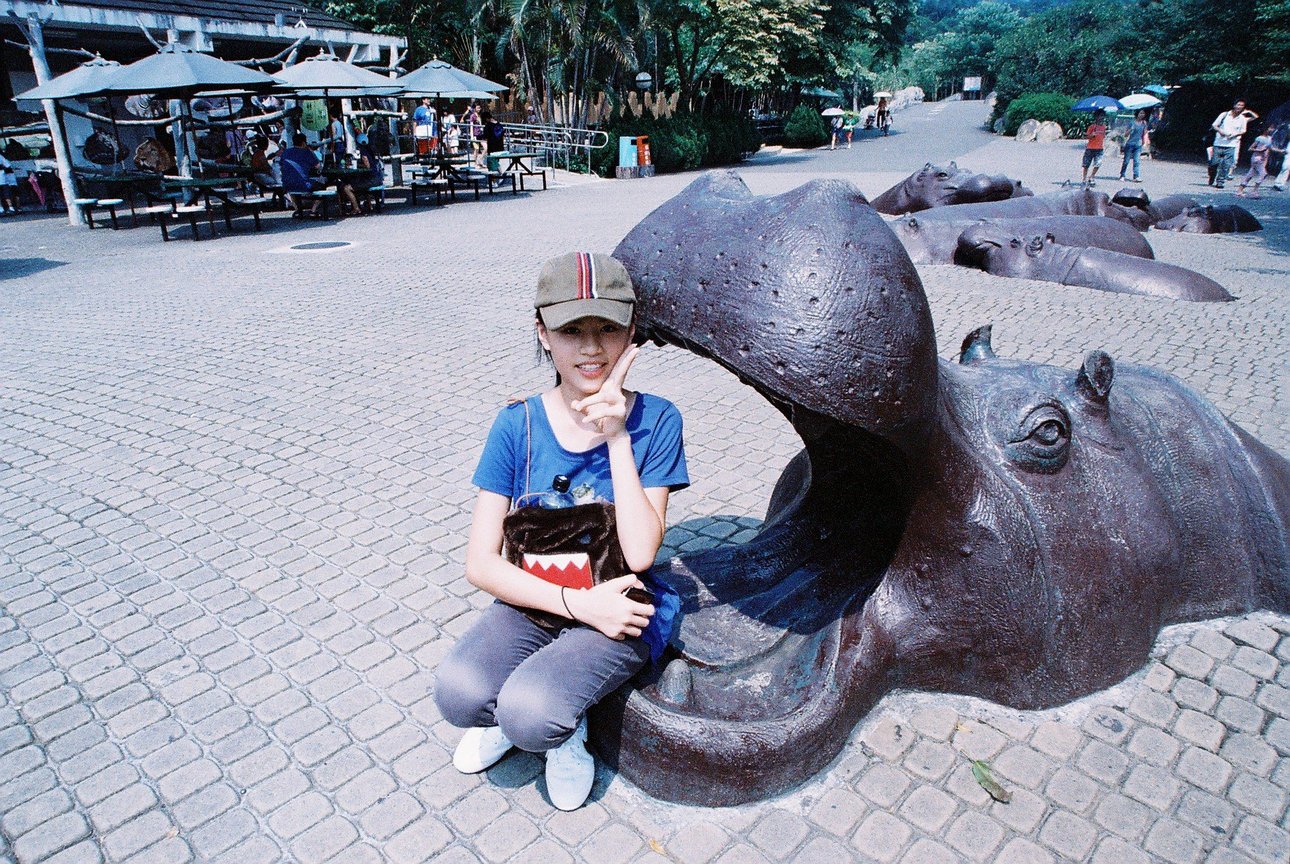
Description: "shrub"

(783, 104), (829, 148)
(1001, 92), (1080, 137)
(590, 110), (762, 177)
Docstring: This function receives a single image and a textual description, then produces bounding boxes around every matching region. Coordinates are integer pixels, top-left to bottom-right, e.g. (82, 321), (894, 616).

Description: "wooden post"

(15, 14), (82, 225)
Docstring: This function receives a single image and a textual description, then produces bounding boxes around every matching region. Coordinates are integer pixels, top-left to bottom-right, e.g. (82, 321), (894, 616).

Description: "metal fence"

(497, 123), (610, 172)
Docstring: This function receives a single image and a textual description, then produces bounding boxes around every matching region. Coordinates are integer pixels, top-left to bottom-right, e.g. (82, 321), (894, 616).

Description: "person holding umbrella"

(1081, 109), (1109, 187)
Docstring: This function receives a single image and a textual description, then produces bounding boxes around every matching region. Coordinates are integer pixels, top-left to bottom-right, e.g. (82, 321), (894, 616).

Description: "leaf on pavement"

(971, 759), (1012, 803)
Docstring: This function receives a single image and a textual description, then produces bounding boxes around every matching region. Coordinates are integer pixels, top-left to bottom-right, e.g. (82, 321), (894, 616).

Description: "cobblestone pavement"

(0, 99), (1287, 864)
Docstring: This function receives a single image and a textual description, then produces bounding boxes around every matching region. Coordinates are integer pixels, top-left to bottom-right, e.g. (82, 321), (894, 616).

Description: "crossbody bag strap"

(523, 397), (533, 502)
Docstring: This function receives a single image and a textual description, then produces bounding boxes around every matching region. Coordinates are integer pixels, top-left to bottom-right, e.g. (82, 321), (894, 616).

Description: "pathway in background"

(0, 99), (1287, 864)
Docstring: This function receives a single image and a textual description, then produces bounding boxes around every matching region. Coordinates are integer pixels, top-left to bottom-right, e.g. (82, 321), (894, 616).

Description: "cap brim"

(538, 299), (634, 330)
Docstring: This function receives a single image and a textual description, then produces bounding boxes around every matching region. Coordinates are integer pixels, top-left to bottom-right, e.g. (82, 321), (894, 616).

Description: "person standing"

(0, 149), (20, 215)
(829, 113), (842, 150)
(1081, 110), (1109, 187)
(1118, 110), (1150, 182)
(412, 97), (438, 156)
(1210, 100), (1258, 189)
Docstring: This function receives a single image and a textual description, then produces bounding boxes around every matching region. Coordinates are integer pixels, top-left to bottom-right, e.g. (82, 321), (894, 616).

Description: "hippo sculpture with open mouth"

(594, 171), (1289, 806)
(871, 161), (1032, 214)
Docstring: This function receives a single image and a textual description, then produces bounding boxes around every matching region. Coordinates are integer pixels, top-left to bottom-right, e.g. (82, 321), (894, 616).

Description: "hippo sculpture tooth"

(595, 170), (1289, 807)
(871, 161), (1033, 215)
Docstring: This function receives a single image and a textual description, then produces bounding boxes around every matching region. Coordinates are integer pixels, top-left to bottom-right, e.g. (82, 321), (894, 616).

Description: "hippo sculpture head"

(871, 161), (1032, 215)
(1157, 204), (1263, 233)
(595, 171), (1289, 806)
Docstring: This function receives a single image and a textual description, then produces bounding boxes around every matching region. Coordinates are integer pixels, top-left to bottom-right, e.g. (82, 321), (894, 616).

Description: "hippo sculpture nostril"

(595, 171), (1290, 807)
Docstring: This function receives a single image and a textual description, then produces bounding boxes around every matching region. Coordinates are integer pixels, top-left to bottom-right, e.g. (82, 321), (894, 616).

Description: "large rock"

(1036, 121), (1064, 143)
(1016, 119), (1040, 142)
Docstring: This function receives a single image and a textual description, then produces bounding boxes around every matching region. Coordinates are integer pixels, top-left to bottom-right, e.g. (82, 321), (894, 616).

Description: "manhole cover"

(291, 241), (352, 251)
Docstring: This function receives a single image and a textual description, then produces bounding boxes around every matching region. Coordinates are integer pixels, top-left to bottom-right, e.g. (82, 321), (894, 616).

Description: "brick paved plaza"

(0, 100), (1287, 864)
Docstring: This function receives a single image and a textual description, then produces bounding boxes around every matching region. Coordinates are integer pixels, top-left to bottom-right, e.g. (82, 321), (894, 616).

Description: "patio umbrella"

(13, 55), (130, 172)
(13, 54), (124, 102)
(1072, 95), (1125, 113)
(98, 44), (282, 179)
(102, 43), (281, 97)
(275, 52), (402, 98)
(802, 87), (842, 99)
(1119, 93), (1162, 111)
(395, 59), (506, 97)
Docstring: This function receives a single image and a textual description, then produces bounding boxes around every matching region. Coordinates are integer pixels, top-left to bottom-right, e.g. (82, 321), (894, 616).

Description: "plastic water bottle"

(539, 475), (577, 509)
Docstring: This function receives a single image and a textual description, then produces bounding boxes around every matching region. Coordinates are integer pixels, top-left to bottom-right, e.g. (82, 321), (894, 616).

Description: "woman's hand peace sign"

(571, 345), (639, 439)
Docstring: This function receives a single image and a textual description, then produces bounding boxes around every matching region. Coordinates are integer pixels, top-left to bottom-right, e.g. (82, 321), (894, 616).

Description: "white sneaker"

(452, 726), (512, 773)
(545, 718), (594, 810)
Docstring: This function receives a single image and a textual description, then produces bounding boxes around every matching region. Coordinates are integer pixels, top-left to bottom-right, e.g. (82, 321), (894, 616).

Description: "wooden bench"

(218, 194), (272, 232)
(74, 197), (126, 229)
(159, 204), (209, 241)
(408, 178), (450, 206)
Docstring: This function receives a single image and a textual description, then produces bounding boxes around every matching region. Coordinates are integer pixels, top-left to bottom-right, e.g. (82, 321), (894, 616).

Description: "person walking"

(1118, 109), (1150, 182)
(1081, 110), (1109, 187)
(0, 149), (20, 215)
(1209, 100), (1258, 189)
(1237, 124), (1273, 198)
(433, 252), (689, 812)
(1267, 121), (1289, 191)
(829, 113), (843, 150)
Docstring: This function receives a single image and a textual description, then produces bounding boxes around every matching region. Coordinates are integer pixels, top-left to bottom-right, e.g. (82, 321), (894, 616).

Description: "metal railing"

(492, 123), (610, 173)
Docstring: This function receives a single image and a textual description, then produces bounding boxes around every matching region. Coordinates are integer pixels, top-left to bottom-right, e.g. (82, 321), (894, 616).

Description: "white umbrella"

(874, 91), (893, 99)
(821, 107), (844, 117)
(275, 52), (402, 98)
(1119, 93), (1162, 111)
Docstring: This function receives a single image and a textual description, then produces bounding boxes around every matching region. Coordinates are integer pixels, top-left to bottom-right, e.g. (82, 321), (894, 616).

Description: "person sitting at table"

(353, 134), (383, 214)
(246, 135), (277, 192)
(281, 133), (325, 218)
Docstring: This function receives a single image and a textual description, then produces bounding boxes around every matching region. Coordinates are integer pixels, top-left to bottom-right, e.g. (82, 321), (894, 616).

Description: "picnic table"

(487, 151), (548, 191)
(158, 175), (269, 240)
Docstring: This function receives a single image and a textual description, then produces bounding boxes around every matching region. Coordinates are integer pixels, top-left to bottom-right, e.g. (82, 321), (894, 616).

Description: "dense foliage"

(588, 110), (763, 175)
(1000, 92), (1076, 136)
(783, 103), (831, 146)
(312, 0), (918, 118)
(887, 0), (1290, 149)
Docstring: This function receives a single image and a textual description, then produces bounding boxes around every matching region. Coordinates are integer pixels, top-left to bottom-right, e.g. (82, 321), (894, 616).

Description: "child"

(434, 252), (688, 811)
(0, 148), (19, 215)
(1237, 125), (1273, 198)
(1081, 110), (1108, 187)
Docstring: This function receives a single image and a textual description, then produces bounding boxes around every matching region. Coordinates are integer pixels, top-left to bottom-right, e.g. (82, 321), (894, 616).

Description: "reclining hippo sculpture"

(893, 214), (1153, 265)
(871, 162), (1032, 214)
(1111, 190), (1202, 228)
(596, 171), (1287, 806)
(911, 187), (1152, 230)
(956, 227), (1232, 302)
(1158, 204), (1263, 233)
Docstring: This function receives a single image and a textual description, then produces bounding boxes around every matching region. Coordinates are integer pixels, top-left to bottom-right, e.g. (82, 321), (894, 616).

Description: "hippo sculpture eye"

(1005, 402), (1072, 472)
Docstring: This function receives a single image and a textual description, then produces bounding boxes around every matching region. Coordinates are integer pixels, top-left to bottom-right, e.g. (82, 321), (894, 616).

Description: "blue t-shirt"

(280, 146), (319, 193)
(473, 393), (689, 504)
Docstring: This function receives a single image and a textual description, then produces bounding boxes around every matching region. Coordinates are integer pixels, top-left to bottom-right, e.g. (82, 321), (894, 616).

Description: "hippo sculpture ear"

(1076, 350), (1115, 406)
(959, 324), (996, 365)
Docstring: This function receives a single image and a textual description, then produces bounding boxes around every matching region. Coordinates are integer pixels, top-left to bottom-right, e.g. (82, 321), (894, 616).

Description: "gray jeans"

(433, 601), (649, 752)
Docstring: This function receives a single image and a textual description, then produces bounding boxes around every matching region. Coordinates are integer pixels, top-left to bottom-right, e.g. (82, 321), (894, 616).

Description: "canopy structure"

(802, 86), (842, 99)
(13, 54), (123, 102)
(395, 59), (506, 97)
(102, 43), (281, 96)
(275, 52), (402, 98)
(1119, 93), (1162, 111)
(1072, 95), (1125, 113)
